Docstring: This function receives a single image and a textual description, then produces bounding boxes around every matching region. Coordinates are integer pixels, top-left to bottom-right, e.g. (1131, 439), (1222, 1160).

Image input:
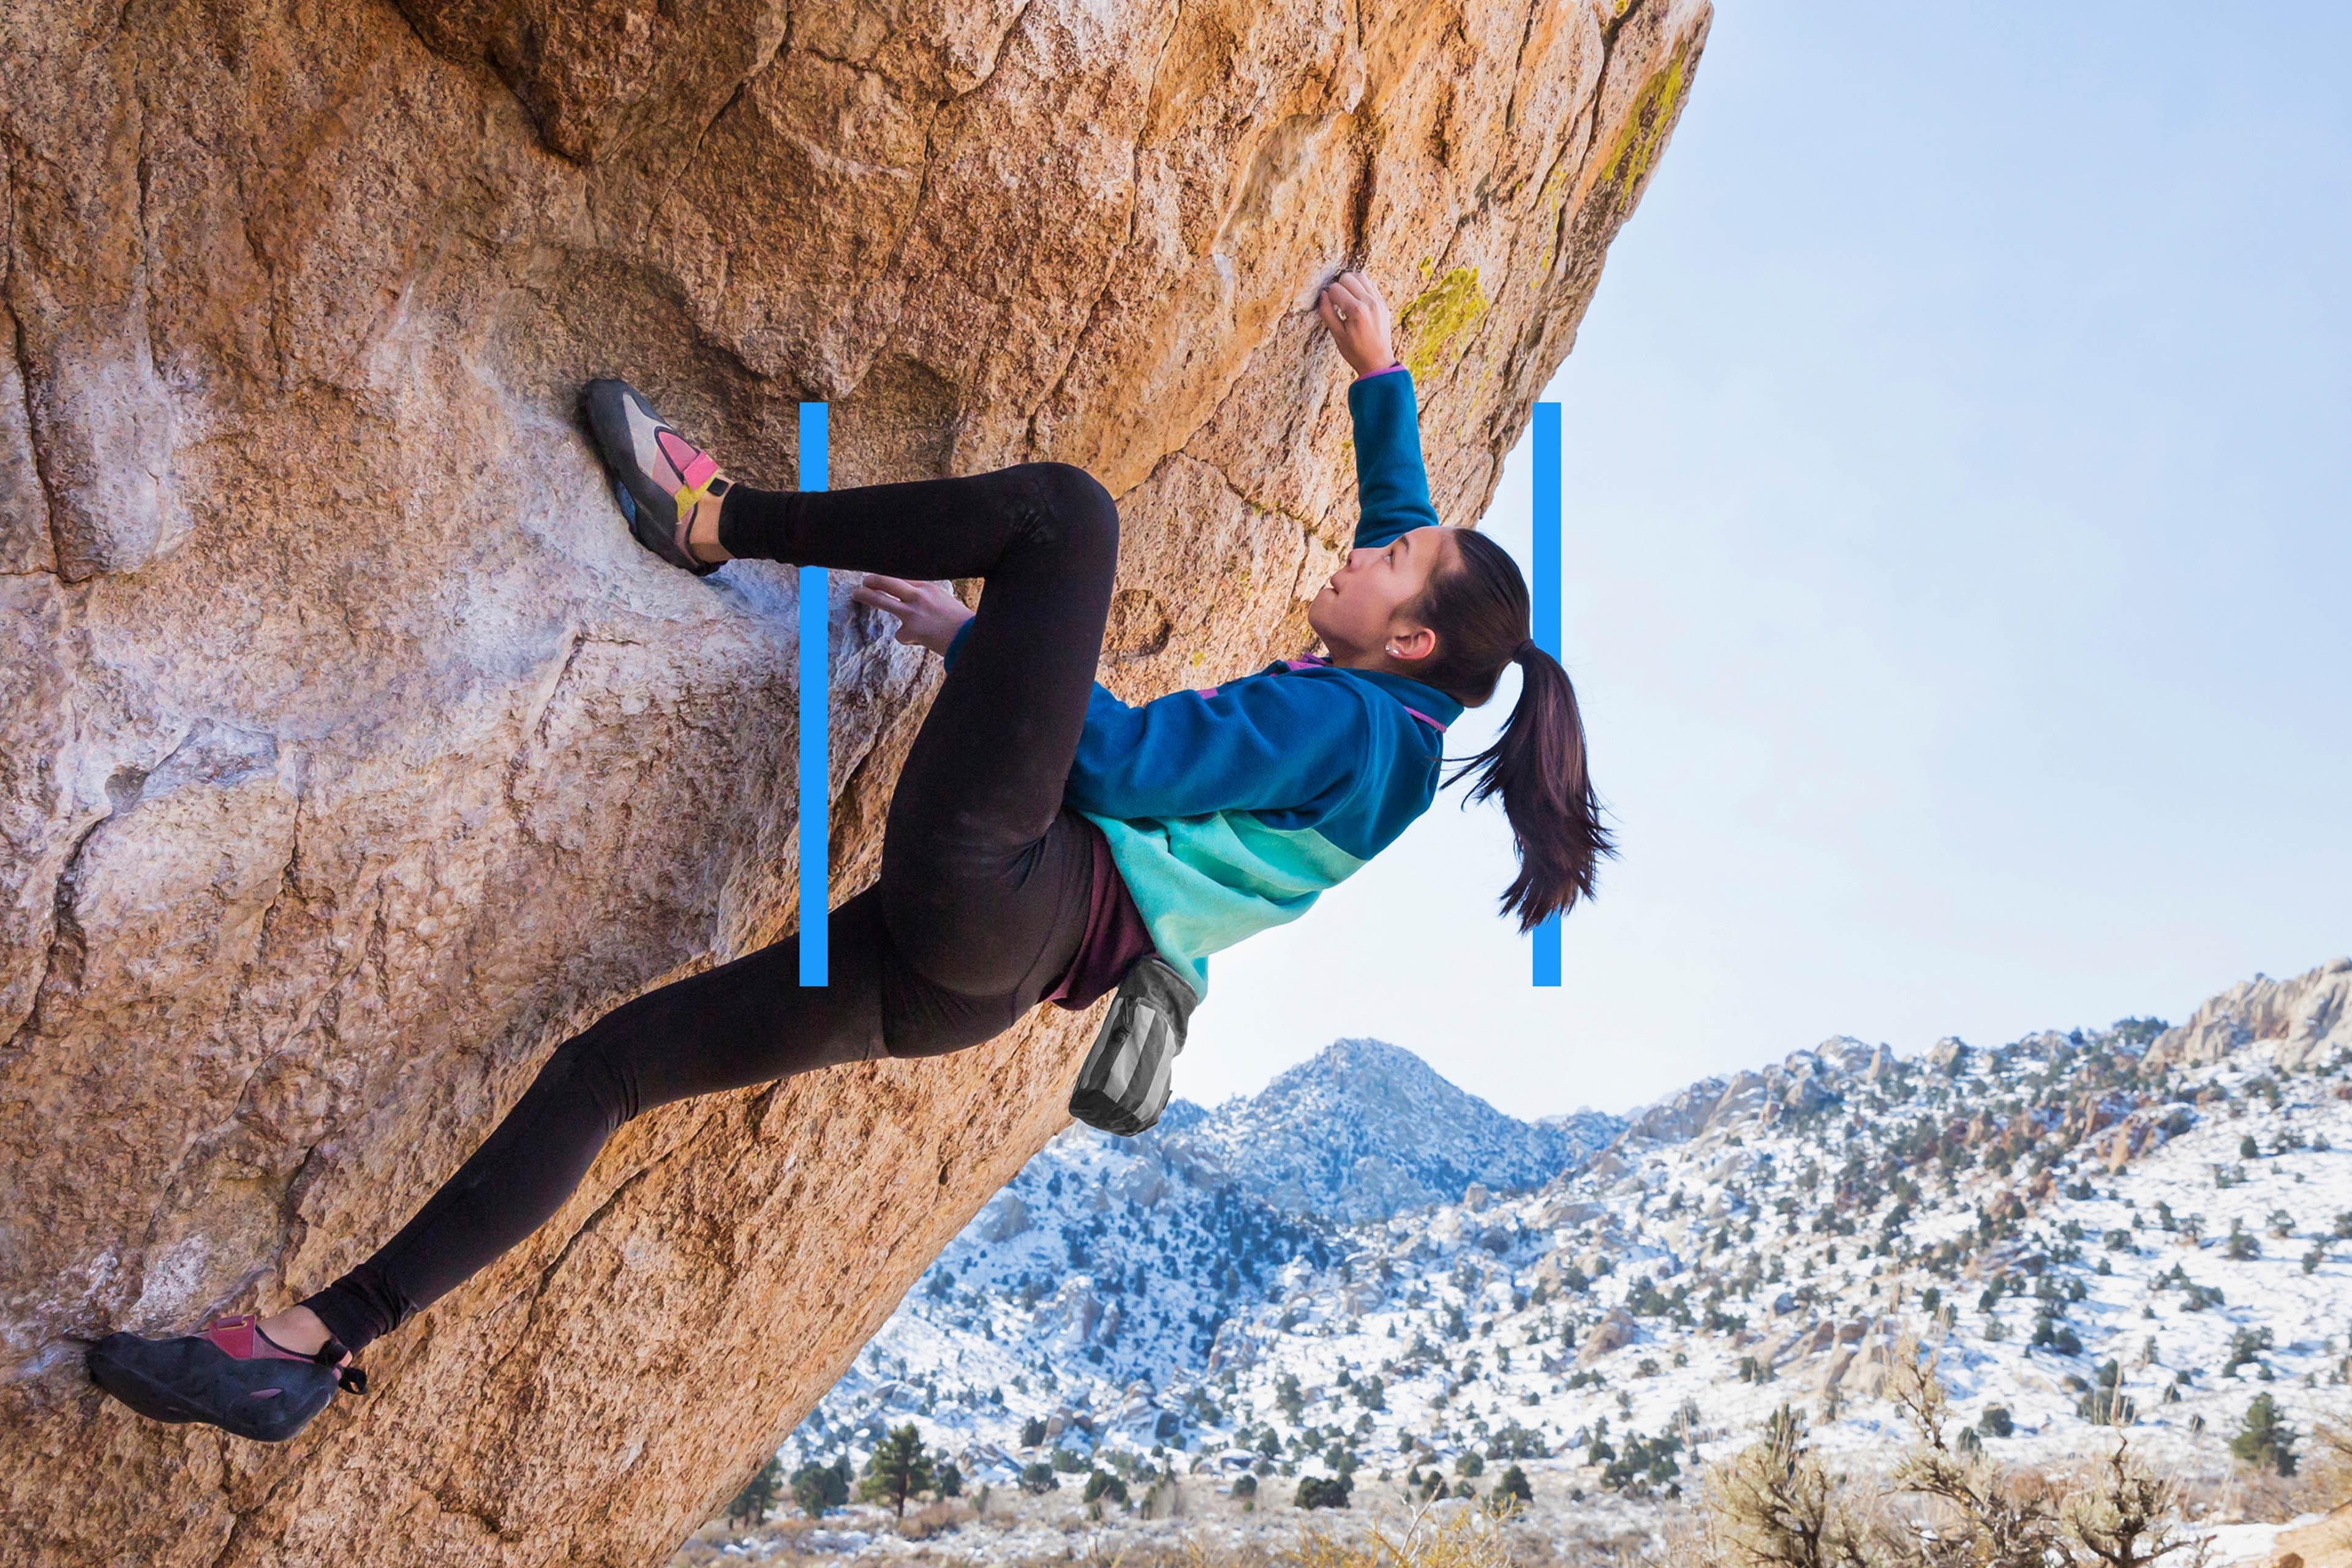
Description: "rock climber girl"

(85, 270), (1611, 1442)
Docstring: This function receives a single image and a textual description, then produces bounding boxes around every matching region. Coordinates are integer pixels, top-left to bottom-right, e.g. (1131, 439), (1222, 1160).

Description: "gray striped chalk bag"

(1067, 953), (1198, 1136)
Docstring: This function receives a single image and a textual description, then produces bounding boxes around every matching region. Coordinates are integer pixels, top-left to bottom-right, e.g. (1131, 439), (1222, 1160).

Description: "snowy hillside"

(782, 960), (2352, 1506)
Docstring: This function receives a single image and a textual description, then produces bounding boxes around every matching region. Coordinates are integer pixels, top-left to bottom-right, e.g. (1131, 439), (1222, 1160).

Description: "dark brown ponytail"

(1406, 527), (1615, 932)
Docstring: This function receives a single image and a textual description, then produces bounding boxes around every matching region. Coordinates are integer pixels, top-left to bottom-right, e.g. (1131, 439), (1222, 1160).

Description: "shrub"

(2030, 1313), (2083, 1357)
(1491, 1420), (1548, 1460)
(1019, 1416), (1048, 1447)
(1081, 1470), (1129, 1505)
(1700, 1335), (2201, 1568)
(1019, 1463), (1060, 1495)
(1495, 1464), (1534, 1506)
(1295, 1474), (1353, 1510)
(2222, 1325), (2274, 1376)
(1231, 1474), (1257, 1499)
(791, 1457), (852, 1519)
(2076, 1386), (2135, 1425)
(1600, 1430), (1683, 1493)
(1977, 1404), (2015, 1438)
(1454, 1451), (1485, 1477)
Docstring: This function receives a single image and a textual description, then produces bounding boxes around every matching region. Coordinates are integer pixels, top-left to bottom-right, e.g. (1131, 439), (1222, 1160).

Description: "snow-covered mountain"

(784, 959), (2352, 1502)
(1162, 1038), (1621, 1223)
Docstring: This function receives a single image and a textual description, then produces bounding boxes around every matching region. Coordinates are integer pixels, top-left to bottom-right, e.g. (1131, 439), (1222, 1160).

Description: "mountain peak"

(1161, 1037), (1622, 1223)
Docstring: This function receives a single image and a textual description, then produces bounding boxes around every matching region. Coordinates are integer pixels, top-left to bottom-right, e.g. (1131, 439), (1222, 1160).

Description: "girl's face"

(1308, 525), (1455, 666)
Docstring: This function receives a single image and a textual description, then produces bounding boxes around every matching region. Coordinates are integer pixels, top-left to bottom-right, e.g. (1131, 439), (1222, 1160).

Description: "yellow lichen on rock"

(1398, 266), (1492, 383)
(1597, 41), (1695, 211)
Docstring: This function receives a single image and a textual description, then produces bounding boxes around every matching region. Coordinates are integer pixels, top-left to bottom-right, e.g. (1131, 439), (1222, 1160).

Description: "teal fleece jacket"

(944, 364), (1461, 1000)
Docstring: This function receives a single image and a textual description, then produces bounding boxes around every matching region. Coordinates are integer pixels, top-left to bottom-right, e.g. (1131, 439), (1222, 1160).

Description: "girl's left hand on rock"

(1317, 270), (1396, 377)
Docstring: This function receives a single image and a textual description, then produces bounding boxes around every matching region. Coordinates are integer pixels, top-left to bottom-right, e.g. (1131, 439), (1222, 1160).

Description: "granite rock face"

(0, 0), (1708, 1560)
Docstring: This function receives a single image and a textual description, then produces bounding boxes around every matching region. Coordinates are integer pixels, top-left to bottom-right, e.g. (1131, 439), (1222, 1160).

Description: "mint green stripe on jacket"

(1076, 809), (1367, 1001)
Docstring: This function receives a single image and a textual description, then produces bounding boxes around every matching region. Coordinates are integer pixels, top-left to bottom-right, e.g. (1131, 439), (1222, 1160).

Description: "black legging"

(302, 462), (1120, 1353)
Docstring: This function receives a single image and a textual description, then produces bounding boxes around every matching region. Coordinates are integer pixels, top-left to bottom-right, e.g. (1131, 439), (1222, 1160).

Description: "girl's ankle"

(688, 484), (734, 565)
(258, 1305), (345, 1363)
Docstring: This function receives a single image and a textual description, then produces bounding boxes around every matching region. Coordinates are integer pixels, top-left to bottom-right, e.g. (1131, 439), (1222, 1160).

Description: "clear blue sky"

(1182, 1), (2352, 1117)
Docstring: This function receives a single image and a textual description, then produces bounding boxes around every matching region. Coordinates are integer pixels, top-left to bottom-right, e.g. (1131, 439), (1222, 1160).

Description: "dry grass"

(1284, 1498), (1526, 1568)
(2301, 1415), (2352, 1515)
(667, 1491), (1675, 1568)
(899, 1501), (965, 1540)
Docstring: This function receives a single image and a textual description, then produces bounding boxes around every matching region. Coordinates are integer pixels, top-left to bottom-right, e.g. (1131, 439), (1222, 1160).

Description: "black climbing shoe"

(579, 379), (733, 576)
(86, 1313), (368, 1443)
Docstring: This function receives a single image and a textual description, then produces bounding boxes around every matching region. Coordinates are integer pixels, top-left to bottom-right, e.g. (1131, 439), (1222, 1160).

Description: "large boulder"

(0, 0), (1709, 1561)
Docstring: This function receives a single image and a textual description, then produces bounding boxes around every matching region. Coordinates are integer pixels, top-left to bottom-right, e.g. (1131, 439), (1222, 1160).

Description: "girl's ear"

(1384, 624), (1438, 662)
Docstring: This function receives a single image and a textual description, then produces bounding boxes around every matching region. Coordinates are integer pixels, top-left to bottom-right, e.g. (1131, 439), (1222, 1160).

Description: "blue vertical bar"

(1532, 401), (1562, 988)
(799, 402), (830, 986)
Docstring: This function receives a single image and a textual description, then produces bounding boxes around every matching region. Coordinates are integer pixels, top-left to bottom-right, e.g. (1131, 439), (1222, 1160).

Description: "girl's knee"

(1023, 461), (1118, 564)
(547, 1019), (641, 1123)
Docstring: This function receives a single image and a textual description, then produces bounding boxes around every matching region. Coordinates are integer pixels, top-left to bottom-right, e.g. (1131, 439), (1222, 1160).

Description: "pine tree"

(856, 1423), (937, 1517)
(727, 1456), (783, 1528)
(2231, 1393), (2298, 1477)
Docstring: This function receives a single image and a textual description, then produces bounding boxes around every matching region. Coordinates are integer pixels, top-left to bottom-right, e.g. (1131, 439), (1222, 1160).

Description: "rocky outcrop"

(2144, 957), (2352, 1073)
(0, 0), (1708, 1561)
(1624, 1036), (1888, 1142)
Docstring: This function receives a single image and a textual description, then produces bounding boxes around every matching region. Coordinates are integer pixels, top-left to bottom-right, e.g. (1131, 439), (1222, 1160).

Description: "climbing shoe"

(1068, 954), (1197, 1137)
(579, 378), (733, 576)
(86, 1313), (368, 1443)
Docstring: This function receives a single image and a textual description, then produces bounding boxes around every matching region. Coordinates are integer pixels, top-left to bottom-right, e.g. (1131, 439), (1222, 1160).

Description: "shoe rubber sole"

(86, 1331), (339, 1444)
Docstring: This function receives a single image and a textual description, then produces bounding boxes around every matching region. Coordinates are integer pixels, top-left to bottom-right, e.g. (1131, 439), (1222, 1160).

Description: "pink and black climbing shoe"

(580, 378), (733, 576)
(86, 1314), (368, 1443)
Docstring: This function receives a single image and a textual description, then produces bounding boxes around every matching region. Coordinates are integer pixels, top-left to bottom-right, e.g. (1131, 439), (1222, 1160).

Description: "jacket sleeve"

(1063, 674), (1372, 823)
(1347, 366), (1441, 549)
